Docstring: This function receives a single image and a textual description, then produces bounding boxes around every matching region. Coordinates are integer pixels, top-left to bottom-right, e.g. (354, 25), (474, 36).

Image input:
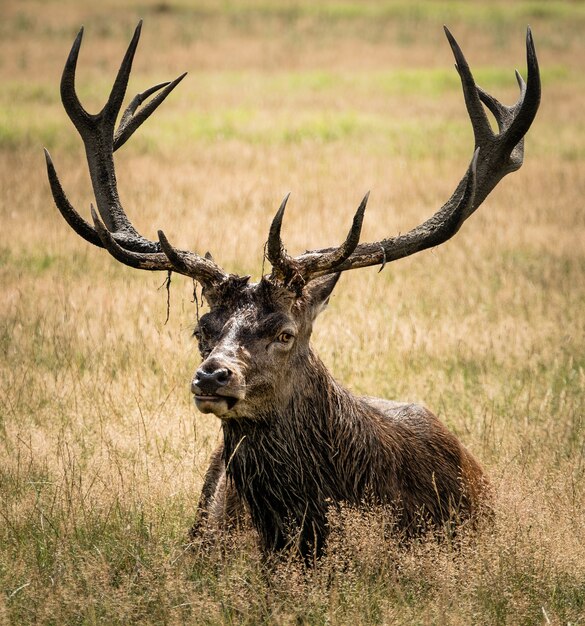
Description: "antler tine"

(119, 80), (170, 132)
(266, 193), (296, 279)
(91, 203), (226, 284)
(45, 148), (103, 247)
(501, 27), (541, 155)
(158, 231), (228, 285)
(475, 72), (526, 148)
(60, 27), (89, 132)
(114, 72), (187, 150)
(443, 26), (494, 147)
(102, 20), (143, 129)
(90, 205), (174, 271)
(302, 192), (369, 276)
(293, 149), (478, 276)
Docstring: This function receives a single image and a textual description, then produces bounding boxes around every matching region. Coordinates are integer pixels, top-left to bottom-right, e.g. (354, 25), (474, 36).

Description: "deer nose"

(192, 366), (232, 395)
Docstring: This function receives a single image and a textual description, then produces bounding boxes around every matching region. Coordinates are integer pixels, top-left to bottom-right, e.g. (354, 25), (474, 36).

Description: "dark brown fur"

(190, 276), (489, 557)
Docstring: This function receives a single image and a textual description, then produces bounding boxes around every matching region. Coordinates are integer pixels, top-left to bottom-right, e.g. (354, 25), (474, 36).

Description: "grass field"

(1, 0), (584, 623)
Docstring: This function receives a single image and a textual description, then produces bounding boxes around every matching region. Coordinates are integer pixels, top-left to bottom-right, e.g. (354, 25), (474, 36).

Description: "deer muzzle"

(191, 360), (245, 416)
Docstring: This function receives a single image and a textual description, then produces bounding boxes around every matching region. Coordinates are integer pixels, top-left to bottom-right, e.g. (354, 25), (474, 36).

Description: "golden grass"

(1, 1), (584, 624)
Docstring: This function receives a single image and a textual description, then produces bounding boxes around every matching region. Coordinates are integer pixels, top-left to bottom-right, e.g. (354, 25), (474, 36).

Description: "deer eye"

(276, 331), (294, 345)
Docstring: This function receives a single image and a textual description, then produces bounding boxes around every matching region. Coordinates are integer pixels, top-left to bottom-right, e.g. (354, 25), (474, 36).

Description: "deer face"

(191, 274), (339, 418)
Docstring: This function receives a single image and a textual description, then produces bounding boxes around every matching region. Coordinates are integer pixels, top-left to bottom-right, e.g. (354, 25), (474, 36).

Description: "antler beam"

(45, 21), (228, 286)
(266, 27), (540, 286)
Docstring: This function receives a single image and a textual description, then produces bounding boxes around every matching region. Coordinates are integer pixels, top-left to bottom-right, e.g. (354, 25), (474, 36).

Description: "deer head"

(190, 273), (341, 417)
(45, 22), (540, 421)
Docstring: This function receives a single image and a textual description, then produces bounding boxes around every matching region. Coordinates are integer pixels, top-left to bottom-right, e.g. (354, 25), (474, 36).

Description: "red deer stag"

(46, 22), (540, 557)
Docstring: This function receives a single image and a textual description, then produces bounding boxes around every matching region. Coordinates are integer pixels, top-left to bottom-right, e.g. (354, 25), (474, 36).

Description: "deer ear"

(303, 273), (340, 320)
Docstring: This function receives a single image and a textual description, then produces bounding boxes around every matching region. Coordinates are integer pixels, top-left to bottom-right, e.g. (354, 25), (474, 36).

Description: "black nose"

(192, 366), (232, 394)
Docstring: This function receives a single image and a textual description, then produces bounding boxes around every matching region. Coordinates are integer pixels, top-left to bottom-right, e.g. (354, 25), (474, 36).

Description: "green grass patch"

(1, 64), (572, 153)
(138, 0), (585, 25)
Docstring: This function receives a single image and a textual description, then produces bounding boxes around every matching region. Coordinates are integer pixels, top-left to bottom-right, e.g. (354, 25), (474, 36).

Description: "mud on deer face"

(191, 274), (339, 418)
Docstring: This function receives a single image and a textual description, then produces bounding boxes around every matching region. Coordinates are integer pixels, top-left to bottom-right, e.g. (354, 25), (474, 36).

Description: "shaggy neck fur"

(221, 348), (476, 556)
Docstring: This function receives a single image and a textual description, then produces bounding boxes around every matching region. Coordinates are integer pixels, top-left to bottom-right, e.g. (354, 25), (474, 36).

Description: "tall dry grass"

(1, 1), (584, 624)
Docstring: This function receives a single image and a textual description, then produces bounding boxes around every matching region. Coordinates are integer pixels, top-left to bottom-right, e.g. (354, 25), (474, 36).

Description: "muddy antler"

(267, 27), (540, 287)
(48, 24), (540, 293)
(45, 21), (227, 286)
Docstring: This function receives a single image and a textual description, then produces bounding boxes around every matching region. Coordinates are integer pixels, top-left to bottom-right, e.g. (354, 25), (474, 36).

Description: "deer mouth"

(194, 392), (240, 415)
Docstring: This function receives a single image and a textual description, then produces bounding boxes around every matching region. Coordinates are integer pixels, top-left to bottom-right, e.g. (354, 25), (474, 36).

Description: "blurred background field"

(1, 1), (584, 624)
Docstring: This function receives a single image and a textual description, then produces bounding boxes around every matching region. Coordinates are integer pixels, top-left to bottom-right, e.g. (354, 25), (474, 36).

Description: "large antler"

(45, 21), (227, 286)
(267, 27), (540, 288)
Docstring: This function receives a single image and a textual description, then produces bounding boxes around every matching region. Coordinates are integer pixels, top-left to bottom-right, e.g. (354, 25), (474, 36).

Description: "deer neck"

(222, 351), (379, 518)
(222, 348), (364, 450)
(220, 350), (361, 550)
